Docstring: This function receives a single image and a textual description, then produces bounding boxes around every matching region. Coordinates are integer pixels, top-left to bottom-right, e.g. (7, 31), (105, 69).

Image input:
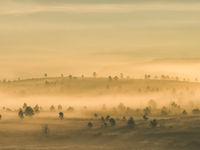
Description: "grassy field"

(0, 77), (200, 150)
(0, 111), (200, 150)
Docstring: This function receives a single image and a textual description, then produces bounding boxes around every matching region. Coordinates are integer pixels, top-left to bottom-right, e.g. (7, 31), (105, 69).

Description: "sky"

(0, 0), (200, 79)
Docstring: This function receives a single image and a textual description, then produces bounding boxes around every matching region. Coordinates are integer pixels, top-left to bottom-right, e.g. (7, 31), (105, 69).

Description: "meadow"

(0, 76), (200, 150)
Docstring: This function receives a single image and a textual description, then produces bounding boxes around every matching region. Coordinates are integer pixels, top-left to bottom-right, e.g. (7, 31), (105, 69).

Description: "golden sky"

(0, 0), (200, 79)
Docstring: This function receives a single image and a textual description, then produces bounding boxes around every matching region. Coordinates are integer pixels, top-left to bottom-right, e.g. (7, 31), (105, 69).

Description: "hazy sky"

(0, 0), (200, 79)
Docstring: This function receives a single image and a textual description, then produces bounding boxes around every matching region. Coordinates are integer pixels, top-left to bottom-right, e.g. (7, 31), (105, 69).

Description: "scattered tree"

(18, 108), (24, 119)
(128, 117), (135, 128)
(93, 72), (97, 78)
(150, 119), (157, 128)
(59, 112), (64, 120)
(109, 118), (116, 126)
(34, 104), (40, 114)
(88, 122), (93, 128)
(143, 114), (148, 121)
(50, 105), (55, 112)
(182, 110), (187, 115)
(24, 106), (34, 117)
(105, 115), (110, 121)
(58, 104), (62, 111)
(42, 124), (49, 135)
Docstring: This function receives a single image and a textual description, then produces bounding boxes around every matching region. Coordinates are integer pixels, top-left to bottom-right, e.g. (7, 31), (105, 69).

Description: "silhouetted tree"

(50, 105), (55, 112)
(18, 108), (24, 119)
(143, 114), (148, 121)
(42, 124), (49, 135)
(108, 76), (112, 81)
(23, 103), (27, 110)
(44, 73), (48, 78)
(150, 119), (157, 128)
(59, 112), (64, 120)
(182, 110), (187, 115)
(192, 108), (200, 114)
(122, 116), (126, 121)
(58, 104), (62, 111)
(161, 107), (168, 116)
(101, 116), (105, 122)
(109, 118), (116, 126)
(88, 122), (93, 128)
(93, 72), (97, 78)
(144, 107), (151, 115)
(128, 117), (135, 128)
(34, 104), (40, 114)
(81, 75), (84, 79)
(68, 75), (73, 79)
(94, 113), (98, 118)
(105, 115), (110, 121)
(67, 106), (74, 112)
(24, 106), (34, 117)
(114, 76), (119, 81)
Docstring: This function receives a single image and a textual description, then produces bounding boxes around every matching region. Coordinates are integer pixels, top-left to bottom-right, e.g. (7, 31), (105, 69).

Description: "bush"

(0, 114), (2, 120)
(105, 115), (110, 121)
(101, 116), (105, 122)
(58, 105), (62, 111)
(67, 106), (74, 112)
(128, 117), (135, 128)
(42, 124), (49, 135)
(182, 110), (187, 115)
(150, 119), (158, 128)
(34, 104), (40, 114)
(59, 112), (64, 120)
(94, 113), (98, 118)
(50, 105), (55, 112)
(122, 116), (126, 121)
(109, 118), (116, 126)
(18, 108), (24, 119)
(24, 106), (34, 117)
(88, 122), (93, 128)
(192, 108), (200, 114)
(143, 114), (148, 121)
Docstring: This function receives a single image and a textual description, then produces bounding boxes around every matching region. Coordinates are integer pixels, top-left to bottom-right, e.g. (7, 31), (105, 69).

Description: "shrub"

(192, 108), (200, 114)
(144, 107), (151, 115)
(88, 122), (93, 128)
(150, 119), (157, 128)
(42, 124), (49, 135)
(34, 104), (40, 114)
(18, 108), (24, 119)
(101, 116), (105, 122)
(24, 106), (34, 117)
(143, 114), (148, 121)
(182, 110), (187, 115)
(59, 112), (64, 120)
(67, 106), (74, 112)
(109, 118), (116, 126)
(94, 113), (98, 118)
(58, 105), (62, 111)
(105, 115), (110, 121)
(122, 116), (126, 121)
(128, 117), (135, 128)
(50, 105), (55, 112)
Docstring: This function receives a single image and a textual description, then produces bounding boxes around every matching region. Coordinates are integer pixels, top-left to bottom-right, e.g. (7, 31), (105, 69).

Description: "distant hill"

(0, 77), (199, 97)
